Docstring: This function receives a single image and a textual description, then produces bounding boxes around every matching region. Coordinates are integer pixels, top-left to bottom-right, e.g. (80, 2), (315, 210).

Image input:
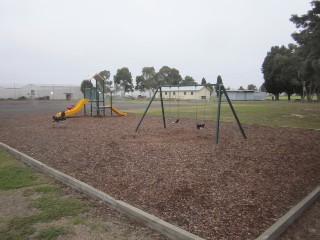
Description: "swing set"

(135, 83), (247, 144)
(167, 86), (180, 124)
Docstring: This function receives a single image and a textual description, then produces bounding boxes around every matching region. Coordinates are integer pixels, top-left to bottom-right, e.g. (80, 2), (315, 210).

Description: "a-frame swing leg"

(159, 87), (166, 129)
(222, 87), (247, 139)
(135, 87), (166, 131)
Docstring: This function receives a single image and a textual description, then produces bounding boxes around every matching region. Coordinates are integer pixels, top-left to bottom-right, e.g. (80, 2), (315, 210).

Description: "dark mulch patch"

(1, 113), (319, 239)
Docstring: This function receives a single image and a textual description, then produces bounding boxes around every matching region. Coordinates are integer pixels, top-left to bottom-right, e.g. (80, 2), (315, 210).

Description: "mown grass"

(36, 226), (66, 240)
(0, 149), (88, 240)
(0, 151), (43, 190)
(127, 100), (320, 130)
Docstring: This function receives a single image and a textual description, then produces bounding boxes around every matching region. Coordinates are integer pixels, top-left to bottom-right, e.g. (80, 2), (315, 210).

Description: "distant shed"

(225, 90), (266, 101)
(0, 84), (83, 100)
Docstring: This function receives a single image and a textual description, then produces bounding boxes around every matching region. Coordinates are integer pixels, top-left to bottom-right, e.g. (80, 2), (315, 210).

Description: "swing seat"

(169, 118), (179, 124)
(196, 122), (205, 130)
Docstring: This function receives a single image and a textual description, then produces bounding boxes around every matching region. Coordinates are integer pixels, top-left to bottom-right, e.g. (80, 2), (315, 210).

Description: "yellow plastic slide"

(56, 98), (89, 117)
(106, 105), (127, 116)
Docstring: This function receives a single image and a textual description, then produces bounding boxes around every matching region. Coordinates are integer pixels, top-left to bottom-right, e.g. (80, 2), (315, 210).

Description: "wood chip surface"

(1, 114), (319, 239)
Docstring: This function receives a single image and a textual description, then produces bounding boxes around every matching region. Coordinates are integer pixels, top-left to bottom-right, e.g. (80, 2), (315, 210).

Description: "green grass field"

(126, 100), (320, 130)
(0, 149), (157, 240)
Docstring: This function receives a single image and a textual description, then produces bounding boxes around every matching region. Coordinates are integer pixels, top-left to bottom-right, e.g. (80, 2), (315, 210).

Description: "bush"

(18, 96), (27, 100)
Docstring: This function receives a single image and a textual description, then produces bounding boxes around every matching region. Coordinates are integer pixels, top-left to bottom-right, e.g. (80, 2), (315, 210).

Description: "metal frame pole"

(110, 90), (113, 116)
(222, 87), (247, 139)
(159, 87), (166, 129)
(83, 88), (87, 116)
(96, 79), (100, 117)
(102, 79), (105, 116)
(135, 87), (160, 131)
(214, 84), (222, 144)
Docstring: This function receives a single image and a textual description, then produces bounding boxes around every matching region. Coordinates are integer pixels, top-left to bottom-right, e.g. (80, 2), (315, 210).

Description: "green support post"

(159, 87), (167, 129)
(214, 84), (222, 144)
(135, 87), (159, 131)
(110, 90), (113, 116)
(102, 81), (105, 116)
(222, 87), (247, 139)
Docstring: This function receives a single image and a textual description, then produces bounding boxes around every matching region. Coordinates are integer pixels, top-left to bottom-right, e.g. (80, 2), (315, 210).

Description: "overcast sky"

(0, 0), (312, 89)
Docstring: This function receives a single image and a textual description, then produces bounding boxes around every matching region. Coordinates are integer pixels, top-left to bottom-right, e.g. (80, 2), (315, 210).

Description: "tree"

(135, 67), (157, 93)
(215, 75), (223, 95)
(238, 86), (245, 90)
(290, 1), (320, 101)
(262, 46), (284, 100)
(247, 84), (257, 91)
(142, 67), (157, 90)
(113, 67), (134, 96)
(80, 80), (93, 94)
(261, 45), (300, 100)
(135, 75), (146, 92)
(181, 75), (197, 85)
(260, 83), (267, 92)
(156, 66), (182, 86)
(201, 77), (213, 91)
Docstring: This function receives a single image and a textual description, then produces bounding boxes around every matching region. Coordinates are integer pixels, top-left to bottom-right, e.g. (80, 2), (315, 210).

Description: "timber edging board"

(0, 142), (204, 240)
(255, 187), (320, 240)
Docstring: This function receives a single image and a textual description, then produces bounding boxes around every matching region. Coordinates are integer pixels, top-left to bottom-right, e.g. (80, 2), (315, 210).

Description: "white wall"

(226, 91), (266, 101)
(0, 84), (83, 100)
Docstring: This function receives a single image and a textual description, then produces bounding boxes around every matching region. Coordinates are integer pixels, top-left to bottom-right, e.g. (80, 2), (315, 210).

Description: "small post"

(159, 87), (166, 129)
(96, 80), (100, 117)
(110, 88), (113, 116)
(214, 84), (222, 144)
(135, 87), (159, 131)
(83, 88), (87, 116)
(102, 80), (105, 116)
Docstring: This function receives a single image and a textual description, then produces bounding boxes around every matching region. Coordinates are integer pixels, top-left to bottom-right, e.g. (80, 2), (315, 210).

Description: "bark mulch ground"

(0, 113), (319, 240)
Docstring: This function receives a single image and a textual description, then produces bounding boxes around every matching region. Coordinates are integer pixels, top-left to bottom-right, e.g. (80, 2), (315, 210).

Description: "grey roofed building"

(0, 84), (83, 100)
(225, 90), (266, 101)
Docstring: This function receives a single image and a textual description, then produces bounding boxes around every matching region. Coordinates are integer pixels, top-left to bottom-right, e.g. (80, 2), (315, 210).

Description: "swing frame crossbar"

(135, 84), (246, 144)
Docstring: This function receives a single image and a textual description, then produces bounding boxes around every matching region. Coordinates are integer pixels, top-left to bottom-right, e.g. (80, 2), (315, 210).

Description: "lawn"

(126, 100), (320, 130)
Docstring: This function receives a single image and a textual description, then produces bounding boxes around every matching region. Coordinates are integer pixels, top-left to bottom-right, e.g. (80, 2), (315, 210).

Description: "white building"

(0, 84), (83, 100)
(225, 90), (266, 101)
(156, 86), (213, 100)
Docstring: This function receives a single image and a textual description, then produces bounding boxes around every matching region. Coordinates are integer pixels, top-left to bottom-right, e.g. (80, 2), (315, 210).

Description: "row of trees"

(262, 1), (320, 101)
(238, 84), (257, 91)
(81, 66), (212, 95)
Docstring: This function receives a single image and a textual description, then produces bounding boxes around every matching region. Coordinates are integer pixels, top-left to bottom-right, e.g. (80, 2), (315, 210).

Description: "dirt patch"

(1, 113), (320, 239)
(0, 189), (39, 231)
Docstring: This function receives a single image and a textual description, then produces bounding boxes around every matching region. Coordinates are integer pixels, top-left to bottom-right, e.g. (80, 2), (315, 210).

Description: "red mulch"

(0, 113), (319, 239)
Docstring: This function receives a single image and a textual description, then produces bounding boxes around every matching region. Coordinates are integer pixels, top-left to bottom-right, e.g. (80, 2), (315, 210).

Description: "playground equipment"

(56, 98), (89, 117)
(194, 85), (209, 130)
(105, 105), (127, 116)
(84, 73), (106, 117)
(52, 111), (66, 122)
(52, 72), (126, 121)
(84, 74), (126, 117)
(167, 86), (180, 124)
(135, 83), (247, 144)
